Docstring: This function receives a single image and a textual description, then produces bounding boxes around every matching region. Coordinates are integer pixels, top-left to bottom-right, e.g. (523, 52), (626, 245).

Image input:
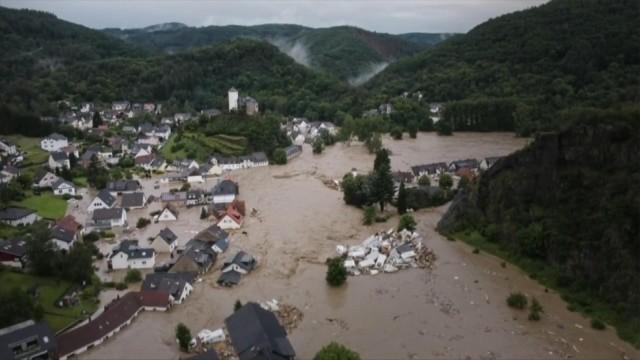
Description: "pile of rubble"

(336, 228), (436, 276)
(261, 299), (304, 332)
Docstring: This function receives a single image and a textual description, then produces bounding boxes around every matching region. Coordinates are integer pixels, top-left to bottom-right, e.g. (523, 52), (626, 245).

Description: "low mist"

(348, 62), (389, 86)
(268, 37), (311, 67)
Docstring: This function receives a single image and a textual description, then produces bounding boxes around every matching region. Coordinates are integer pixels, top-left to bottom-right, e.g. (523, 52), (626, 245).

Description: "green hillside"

(368, 0), (640, 133)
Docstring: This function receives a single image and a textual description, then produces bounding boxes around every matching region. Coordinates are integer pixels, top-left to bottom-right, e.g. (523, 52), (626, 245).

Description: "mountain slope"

(103, 24), (450, 82)
(437, 107), (640, 346)
(368, 0), (640, 132)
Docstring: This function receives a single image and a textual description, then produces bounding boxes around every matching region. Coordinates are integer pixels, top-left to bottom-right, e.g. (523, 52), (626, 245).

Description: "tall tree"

(92, 111), (103, 128)
(370, 149), (394, 211)
(397, 181), (407, 214)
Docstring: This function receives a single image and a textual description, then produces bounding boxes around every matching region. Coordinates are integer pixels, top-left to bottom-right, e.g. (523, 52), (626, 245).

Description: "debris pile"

(336, 228), (436, 276)
(261, 299), (304, 332)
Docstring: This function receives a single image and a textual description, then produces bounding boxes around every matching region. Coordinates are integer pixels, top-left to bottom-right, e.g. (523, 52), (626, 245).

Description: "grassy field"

(4, 135), (48, 176)
(454, 230), (640, 348)
(73, 176), (88, 187)
(161, 132), (247, 162)
(14, 191), (68, 219)
(0, 223), (21, 239)
(0, 271), (98, 332)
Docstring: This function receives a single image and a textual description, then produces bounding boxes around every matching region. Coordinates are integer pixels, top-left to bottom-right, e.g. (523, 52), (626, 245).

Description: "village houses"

(40, 133), (69, 152)
(109, 240), (155, 270)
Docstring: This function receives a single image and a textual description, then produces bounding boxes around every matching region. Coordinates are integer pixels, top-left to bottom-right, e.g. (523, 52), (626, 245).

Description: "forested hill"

(0, 6), (145, 81)
(437, 107), (640, 347)
(103, 24), (450, 82)
(368, 0), (640, 133)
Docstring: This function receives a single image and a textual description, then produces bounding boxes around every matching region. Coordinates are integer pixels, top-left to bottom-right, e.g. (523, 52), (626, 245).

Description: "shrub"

(397, 214), (417, 232)
(407, 121), (418, 139)
(591, 319), (606, 330)
(390, 127), (403, 140)
(115, 282), (127, 290)
(326, 257), (347, 287)
(312, 138), (324, 154)
(528, 298), (544, 321)
(124, 269), (142, 283)
(84, 232), (100, 242)
(439, 173), (453, 190)
(506, 292), (528, 309)
(200, 207), (208, 220)
(472, 248), (480, 254)
(418, 175), (431, 187)
(234, 300), (243, 312)
(175, 323), (192, 352)
(314, 342), (361, 360)
(180, 183), (191, 191)
(137, 217), (151, 229)
(363, 206), (376, 225)
(62, 194), (72, 200)
(272, 148), (287, 165)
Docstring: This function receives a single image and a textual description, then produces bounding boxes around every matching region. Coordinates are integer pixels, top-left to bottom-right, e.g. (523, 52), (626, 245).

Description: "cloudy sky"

(0, 0), (548, 34)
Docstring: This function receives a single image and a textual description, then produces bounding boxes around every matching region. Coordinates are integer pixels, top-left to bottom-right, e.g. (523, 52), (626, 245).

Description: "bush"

(124, 269), (142, 283)
(115, 282), (127, 290)
(472, 248), (480, 254)
(439, 173), (453, 190)
(137, 217), (151, 229)
(407, 121), (418, 139)
(591, 319), (606, 330)
(390, 127), (403, 140)
(84, 232), (100, 242)
(363, 206), (376, 225)
(312, 138), (324, 154)
(326, 257), (347, 287)
(506, 292), (528, 309)
(180, 183), (191, 191)
(200, 207), (208, 220)
(528, 298), (544, 321)
(314, 342), (361, 360)
(234, 300), (243, 312)
(62, 194), (72, 200)
(272, 148), (287, 165)
(73, 195), (82, 200)
(418, 175), (431, 187)
(397, 214), (417, 232)
(175, 323), (192, 352)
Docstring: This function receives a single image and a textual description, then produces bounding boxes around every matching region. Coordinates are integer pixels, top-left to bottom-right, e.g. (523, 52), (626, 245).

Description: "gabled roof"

(55, 215), (82, 233)
(0, 237), (28, 257)
(410, 162), (448, 176)
(0, 320), (57, 360)
(111, 239), (154, 259)
(161, 204), (180, 217)
(193, 224), (228, 244)
(121, 192), (145, 208)
(107, 180), (141, 192)
(225, 302), (295, 360)
(33, 169), (57, 184)
(95, 189), (117, 207)
(224, 251), (256, 272)
(52, 178), (75, 190)
(157, 227), (177, 245)
(212, 180), (238, 197)
(92, 207), (125, 221)
(50, 151), (68, 162)
(0, 207), (35, 221)
(51, 226), (75, 244)
(449, 158), (479, 170)
(141, 272), (196, 299)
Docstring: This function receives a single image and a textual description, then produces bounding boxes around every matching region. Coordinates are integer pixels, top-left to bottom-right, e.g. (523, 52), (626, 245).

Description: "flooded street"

(80, 133), (638, 360)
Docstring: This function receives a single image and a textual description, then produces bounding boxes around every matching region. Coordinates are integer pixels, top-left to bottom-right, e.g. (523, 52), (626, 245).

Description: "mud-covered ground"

(78, 133), (638, 360)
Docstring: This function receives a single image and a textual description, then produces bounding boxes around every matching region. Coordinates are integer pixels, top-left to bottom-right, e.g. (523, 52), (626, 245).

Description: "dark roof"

(213, 238), (229, 252)
(449, 159), (479, 170)
(410, 162), (448, 176)
(112, 239), (154, 259)
(188, 349), (220, 360)
(225, 302), (295, 360)
(212, 180), (238, 197)
(251, 152), (268, 163)
(107, 180), (141, 192)
(193, 224), (228, 244)
(0, 238), (28, 257)
(96, 189), (117, 207)
(50, 151), (68, 162)
(224, 251), (256, 272)
(180, 239), (217, 270)
(0, 207), (35, 221)
(285, 145), (302, 157)
(484, 156), (503, 167)
(0, 320), (57, 360)
(121, 192), (146, 208)
(217, 270), (242, 286)
(57, 292), (169, 358)
(46, 133), (67, 141)
(52, 178), (74, 190)
(92, 207), (125, 221)
(158, 227), (177, 244)
(32, 169), (55, 183)
(141, 272), (196, 299)
(51, 226), (75, 244)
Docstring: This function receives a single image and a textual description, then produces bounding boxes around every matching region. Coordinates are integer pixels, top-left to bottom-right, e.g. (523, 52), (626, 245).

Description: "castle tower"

(228, 88), (239, 112)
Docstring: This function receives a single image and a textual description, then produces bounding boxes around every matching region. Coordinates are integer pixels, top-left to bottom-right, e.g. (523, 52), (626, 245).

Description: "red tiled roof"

(56, 291), (170, 357)
(55, 215), (82, 233)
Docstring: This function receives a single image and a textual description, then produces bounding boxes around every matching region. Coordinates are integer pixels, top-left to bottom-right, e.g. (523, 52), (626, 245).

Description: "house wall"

(213, 194), (236, 204)
(151, 238), (175, 253)
(158, 210), (177, 222)
(187, 175), (204, 183)
(218, 215), (241, 230)
(88, 198), (110, 212)
(128, 255), (155, 269)
(36, 173), (59, 188)
(110, 252), (129, 270)
(1, 213), (40, 226)
(175, 282), (194, 304)
(54, 186), (76, 196)
(48, 157), (70, 170)
(52, 238), (73, 252)
(41, 139), (68, 152)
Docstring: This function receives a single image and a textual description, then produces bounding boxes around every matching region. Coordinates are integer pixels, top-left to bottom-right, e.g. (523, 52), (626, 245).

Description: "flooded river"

(81, 133), (638, 360)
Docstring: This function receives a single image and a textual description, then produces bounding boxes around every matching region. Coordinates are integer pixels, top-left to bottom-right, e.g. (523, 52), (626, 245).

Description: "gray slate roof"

(92, 207), (125, 221)
(51, 226), (75, 244)
(158, 227), (177, 245)
(0, 238), (28, 257)
(142, 272), (196, 299)
(121, 192), (145, 208)
(96, 189), (117, 207)
(50, 151), (68, 162)
(0, 207), (35, 221)
(411, 162), (448, 176)
(0, 320), (57, 360)
(112, 239), (154, 259)
(212, 180), (238, 197)
(224, 302), (295, 360)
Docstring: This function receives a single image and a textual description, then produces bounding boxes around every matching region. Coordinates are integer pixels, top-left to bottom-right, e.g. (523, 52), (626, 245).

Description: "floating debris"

(261, 299), (304, 333)
(336, 228), (436, 276)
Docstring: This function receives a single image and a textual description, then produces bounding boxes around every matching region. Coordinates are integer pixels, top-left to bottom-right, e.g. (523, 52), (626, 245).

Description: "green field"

(161, 132), (248, 161)
(0, 271), (98, 331)
(14, 191), (68, 219)
(4, 135), (48, 175)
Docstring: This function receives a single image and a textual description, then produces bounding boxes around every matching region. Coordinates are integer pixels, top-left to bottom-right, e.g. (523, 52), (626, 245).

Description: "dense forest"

(437, 107), (640, 346)
(103, 23), (450, 81)
(368, 0), (640, 134)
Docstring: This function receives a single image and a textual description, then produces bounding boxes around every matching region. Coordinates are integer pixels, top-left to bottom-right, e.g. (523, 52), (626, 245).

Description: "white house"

(40, 133), (69, 152)
(88, 190), (117, 212)
(52, 179), (76, 196)
(50, 226), (77, 252)
(0, 138), (17, 155)
(141, 272), (195, 304)
(150, 227), (178, 254)
(92, 208), (127, 228)
(157, 205), (179, 222)
(480, 156), (503, 171)
(0, 207), (40, 226)
(109, 240), (155, 270)
(32, 170), (60, 189)
(212, 180), (238, 204)
(48, 152), (70, 170)
(186, 169), (204, 183)
(228, 88), (239, 111)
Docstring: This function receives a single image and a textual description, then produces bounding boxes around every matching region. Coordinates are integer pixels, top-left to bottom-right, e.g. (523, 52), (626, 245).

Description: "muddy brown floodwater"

(80, 133), (639, 360)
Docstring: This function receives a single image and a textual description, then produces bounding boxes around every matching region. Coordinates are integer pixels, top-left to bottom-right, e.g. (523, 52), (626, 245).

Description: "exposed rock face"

(438, 109), (640, 321)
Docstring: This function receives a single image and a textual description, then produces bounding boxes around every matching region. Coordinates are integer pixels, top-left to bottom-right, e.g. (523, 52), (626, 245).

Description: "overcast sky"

(0, 0), (548, 34)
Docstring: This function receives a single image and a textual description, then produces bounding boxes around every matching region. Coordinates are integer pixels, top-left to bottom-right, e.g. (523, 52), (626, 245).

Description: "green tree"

(418, 175), (431, 187)
(363, 205), (376, 225)
(396, 181), (407, 214)
(398, 214), (417, 231)
(136, 217), (151, 229)
(314, 342), (361, 360)
(341, 173), (369, 207)
(0, 287), (39, 328)
(272, 148), (288, 165)
(528, 298), (544, 321)
(390, 127), (403, 140)
(407, 120), (419, 138)
(370, 149), (394, 211)
(62, 243), (95, 284)
(234, 300), (243, 312)
(326, 257), (347, 287)
(92, 111), (103, 128)
(175, 323), (192, 352)
(365, 133), (382, 154)
(200, 207), (208, 220)
(435, 120), (453, 135)
(26, 224), (59, 276)
(125, 269), (142, 283)
(506, 292), (528, 310)
(439, 173), (453, 191)
(313, 138), (324, 154)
